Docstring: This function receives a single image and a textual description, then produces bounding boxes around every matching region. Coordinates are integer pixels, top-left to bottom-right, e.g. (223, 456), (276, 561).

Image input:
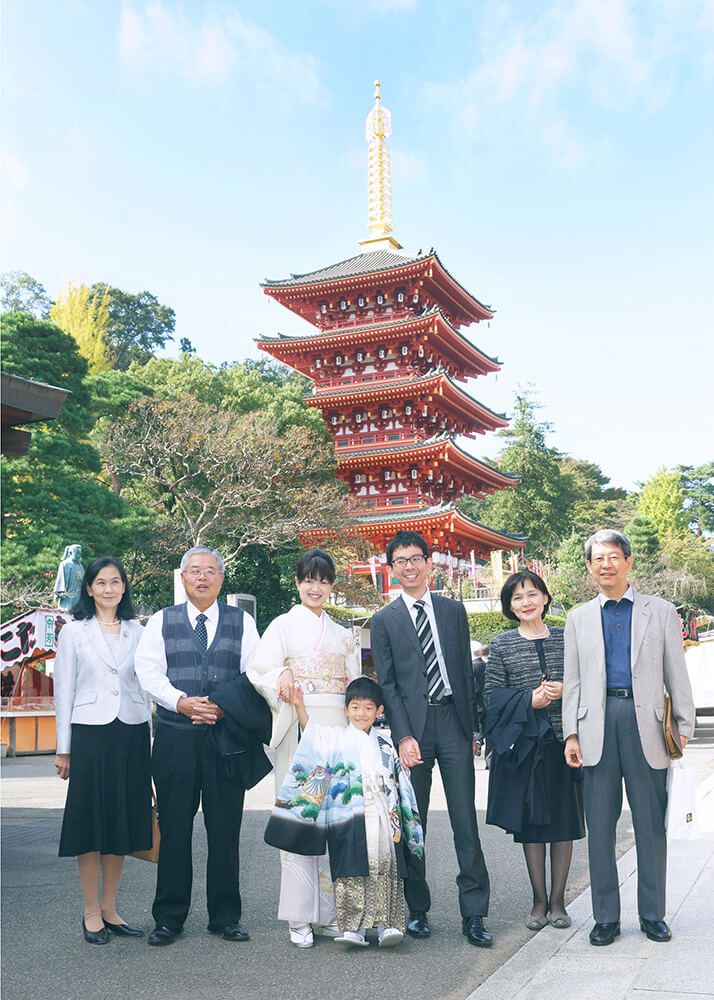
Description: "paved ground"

(2, 720), (712, 1000)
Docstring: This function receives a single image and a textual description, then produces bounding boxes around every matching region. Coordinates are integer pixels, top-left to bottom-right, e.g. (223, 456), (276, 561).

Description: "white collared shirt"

(401, 589), (452, 696)
(135, 600), (260, 712)
(598, 585), (634, 607)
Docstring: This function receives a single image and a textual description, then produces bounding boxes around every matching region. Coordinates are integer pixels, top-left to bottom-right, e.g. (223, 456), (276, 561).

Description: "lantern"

(355, 349), (365, 363)
(409, 466), (418, 481)
(335, 354), (343, 366)
(357, 295), (366, 308)
(339, 298), (347, 311)
(376, 291), (385, 306)
(319, 302), (328, 315)
(399, 343), (409, 357)
(377, 346), (387, 360)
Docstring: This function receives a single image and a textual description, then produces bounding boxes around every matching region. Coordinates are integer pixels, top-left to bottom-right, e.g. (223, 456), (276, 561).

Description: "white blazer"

(563, 590), (696, 769)
(54, 617), (151, 754)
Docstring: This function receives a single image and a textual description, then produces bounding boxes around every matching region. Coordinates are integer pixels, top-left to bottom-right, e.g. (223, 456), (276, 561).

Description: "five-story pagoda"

(258, 83), (525, 592)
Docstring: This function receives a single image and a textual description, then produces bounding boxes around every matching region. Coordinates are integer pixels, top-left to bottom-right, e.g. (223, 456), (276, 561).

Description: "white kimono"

(247, 604), (361, 925)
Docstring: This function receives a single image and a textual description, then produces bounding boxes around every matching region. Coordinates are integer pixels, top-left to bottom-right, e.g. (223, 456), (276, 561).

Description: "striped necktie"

(414, 599), (445, 702)
(194, 613), (208, 650)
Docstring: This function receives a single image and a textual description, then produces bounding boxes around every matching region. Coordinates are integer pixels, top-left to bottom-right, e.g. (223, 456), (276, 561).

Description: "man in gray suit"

(371, 531), (492, 947)
(563, 529), (695, 946)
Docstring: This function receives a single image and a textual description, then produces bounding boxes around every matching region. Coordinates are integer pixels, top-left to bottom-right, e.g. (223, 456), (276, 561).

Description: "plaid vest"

(156, 602), (244, 729)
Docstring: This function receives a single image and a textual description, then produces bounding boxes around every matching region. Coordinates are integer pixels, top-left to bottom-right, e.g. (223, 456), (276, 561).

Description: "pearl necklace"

(518, 625), (549, 640)
(96, 618), (120, 625)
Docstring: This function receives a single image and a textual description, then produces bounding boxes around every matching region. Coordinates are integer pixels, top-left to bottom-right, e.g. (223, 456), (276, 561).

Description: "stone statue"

(54, 544), (85, 611)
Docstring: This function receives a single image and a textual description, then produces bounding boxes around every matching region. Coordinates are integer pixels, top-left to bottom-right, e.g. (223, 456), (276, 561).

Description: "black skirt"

(59, 719), (152, 857)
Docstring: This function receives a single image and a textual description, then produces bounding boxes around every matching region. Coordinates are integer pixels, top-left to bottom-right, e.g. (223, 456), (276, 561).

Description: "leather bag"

(130, 788), (160, 863)
(663, 691), (683, 761)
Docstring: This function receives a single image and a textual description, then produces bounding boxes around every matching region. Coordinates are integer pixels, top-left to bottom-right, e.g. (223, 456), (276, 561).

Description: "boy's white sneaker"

(378, 927), (404, 948)
(335, 930), (369, 947)
(289, 923), (314, 948)
(313, 921), (340, 938)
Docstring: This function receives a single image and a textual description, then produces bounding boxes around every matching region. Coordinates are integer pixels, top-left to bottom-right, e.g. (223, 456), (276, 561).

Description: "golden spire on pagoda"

(359, 81), (403, 252)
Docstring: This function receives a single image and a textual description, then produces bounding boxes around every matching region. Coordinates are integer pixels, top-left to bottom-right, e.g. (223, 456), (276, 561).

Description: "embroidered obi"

(286, 652), (349, 696)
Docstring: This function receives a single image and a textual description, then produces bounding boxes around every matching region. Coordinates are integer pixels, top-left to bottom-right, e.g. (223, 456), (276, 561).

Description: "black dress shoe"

(148, 925), (182, 946)
(406, 913), (431, 938)
(82, 919), (110, 945)
(208, 923), (250, 942)
(104, 920), (144, 938)
(640, 918), (672, 942)
(589, 921), (621, 946)
(462, 916), (493, 947)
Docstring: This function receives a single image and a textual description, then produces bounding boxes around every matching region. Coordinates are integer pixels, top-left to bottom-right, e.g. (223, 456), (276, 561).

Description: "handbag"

(130, 788), (160, 864)
(665, 759), (699, 840)
(663, 691), (683, 760)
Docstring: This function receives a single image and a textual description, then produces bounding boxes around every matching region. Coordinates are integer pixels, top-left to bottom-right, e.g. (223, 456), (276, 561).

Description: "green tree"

(1, 271), (53, 318)
(463, 389), (574, 557)
(560, 457), (631, 537)
(50, 282), (112, 373)
(637, 467), (688, 540)
(89, 284), (175, 370)
(680, 462), (714, 536)
(0, 313), (152, 615)
(625, 515), (660, 560)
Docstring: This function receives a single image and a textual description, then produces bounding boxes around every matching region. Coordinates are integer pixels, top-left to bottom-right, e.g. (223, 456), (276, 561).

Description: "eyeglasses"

(391, 555), (427, 569)
(590, 554), (625, 567)
(183, 568), (221, 579)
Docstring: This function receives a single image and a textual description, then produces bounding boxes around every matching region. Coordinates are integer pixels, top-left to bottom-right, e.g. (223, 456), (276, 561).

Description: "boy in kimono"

(264, 676), (424, 948)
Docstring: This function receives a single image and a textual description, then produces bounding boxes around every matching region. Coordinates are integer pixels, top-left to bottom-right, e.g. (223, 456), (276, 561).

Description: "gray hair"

(180, 546), (225, 575)
(584, 530), (632, 562)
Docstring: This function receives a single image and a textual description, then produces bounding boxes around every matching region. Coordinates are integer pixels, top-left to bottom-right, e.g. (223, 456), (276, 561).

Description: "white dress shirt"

(135, 600), (260, 712)
(401, 589), (452, 696)
(598, 585), (634, 607)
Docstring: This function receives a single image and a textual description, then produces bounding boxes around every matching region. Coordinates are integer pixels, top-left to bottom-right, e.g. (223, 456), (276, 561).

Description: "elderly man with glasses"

(370, 530), (492, 947)
(135, 546), (260, 946)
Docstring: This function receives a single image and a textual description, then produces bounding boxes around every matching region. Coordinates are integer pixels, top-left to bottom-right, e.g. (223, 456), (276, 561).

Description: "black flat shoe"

(147, 925), (182, 946)
(589, 921), (620, 946)
(104, 919), (144, 937)
(207, 923), (250, 942)
(462, 916), (493, 947)
(82, 919), (110, 945)
(406, 913), (431, 939)
(640, 918), (672, 942)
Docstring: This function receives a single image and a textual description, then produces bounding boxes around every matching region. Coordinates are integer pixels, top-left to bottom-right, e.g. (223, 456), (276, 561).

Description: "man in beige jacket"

(563, 529), (695, 947)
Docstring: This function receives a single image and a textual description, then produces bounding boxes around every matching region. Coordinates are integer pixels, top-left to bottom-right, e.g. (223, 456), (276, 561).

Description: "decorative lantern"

(354, 410), (364, 424)
(376, 291), (385, 306)
(377, 346), (387, 360)
(382, 468), (394, 482)
(396, 289), (405, 304)
(335, 354), (343, 366)
(412, 292), (419, 304)
(357, 296), (366, 308)
(380, 405), (391, 420)
(404, 401), (414, 416)
(399, 343), (409, 357)
(418, 345), (425, 358)
(409, 466), (418, 481)
(329, 413), (339, 426)
(314, 357), (322, 369)
(355, 349), (365, 363)
(319, 302), (328, 315)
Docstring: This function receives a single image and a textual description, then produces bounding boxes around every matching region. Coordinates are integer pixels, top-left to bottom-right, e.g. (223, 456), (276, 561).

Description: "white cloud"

(116, 3), (321, 103)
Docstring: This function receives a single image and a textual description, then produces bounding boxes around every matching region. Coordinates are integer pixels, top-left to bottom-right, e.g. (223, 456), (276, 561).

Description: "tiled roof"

(263, 250), (422, 288)
(355, 503), (527, 542)
(337, 434), (518, 482)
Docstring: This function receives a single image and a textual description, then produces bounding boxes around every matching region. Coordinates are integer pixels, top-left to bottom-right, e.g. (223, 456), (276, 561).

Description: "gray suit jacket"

(371, 593), (478, 746)
(562, 590), (695, 769)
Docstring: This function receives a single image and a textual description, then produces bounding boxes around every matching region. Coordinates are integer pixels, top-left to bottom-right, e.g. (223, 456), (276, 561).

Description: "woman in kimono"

(247, 548), (361, 948)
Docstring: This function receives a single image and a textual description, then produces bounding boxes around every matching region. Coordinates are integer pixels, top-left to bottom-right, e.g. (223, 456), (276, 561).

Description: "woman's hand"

(55, 754), (70, 780)
(531, 683), (551, 710)
(543, 680), (563, 702)
(277, 668), (295, 702)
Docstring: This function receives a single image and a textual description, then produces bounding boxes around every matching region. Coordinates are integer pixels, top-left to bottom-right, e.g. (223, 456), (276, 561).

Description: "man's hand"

(532, 682), (552, 709)
(399, 736), (423, 770)
(277, 668), (295, 703)
(473, 736), (482, 757)
(177, 695), (221, 725)
(564, 735), (583, 768)
(55, 753), (70, 780)
(680, 735), (689, 751)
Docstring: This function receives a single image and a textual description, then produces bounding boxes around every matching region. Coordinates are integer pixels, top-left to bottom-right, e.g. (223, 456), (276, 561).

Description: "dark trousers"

(583, 697), (668, 923)
(406, 703), (490, 918)
(152, 723), (246, 930)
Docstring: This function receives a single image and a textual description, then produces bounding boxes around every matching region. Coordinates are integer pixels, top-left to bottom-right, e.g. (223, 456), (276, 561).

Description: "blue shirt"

(601, 595), (633, 689)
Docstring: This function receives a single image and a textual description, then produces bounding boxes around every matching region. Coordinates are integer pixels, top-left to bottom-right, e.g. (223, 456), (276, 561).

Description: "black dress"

(484, 628), (584, 844)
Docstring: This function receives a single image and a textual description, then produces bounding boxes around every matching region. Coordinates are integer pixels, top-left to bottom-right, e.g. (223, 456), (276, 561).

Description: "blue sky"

(2, 0), (712, 491)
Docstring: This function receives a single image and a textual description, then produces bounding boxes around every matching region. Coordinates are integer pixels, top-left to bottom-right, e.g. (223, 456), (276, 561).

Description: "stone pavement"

(466, 721), (714, 1000)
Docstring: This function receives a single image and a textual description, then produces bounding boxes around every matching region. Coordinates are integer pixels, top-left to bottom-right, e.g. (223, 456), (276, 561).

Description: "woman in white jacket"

(54, 556), (151, 945)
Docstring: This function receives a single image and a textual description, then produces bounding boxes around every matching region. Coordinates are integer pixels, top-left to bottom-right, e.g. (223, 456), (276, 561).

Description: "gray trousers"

(583, 697), (668, 923)
(406, 703), (490, 918)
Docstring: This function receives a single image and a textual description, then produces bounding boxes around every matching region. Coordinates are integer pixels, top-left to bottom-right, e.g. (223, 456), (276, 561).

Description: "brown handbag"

(663, 691), (683, 760)
(130, 788), (160, 863)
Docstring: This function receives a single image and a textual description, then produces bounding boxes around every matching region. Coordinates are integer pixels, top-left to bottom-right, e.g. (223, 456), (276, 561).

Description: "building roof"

(263, 249), (417, 287)
(349, 503), (527, 553)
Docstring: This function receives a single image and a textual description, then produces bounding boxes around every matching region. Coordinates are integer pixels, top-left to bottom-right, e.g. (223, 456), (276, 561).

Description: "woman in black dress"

(54, 557), (152, 944)
(485, 570), (584, 930)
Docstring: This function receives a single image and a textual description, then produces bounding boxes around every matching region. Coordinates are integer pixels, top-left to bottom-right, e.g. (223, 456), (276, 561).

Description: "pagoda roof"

(305, 369), (509, 432)
(349, 503), (527, 553)
(263, 249), (494, 325)
(336, 434), (518, 490)
(256, 307), (501, 376)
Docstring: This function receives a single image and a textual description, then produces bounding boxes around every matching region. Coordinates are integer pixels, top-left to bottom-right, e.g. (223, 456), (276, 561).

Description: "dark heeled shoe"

(103, 919), (144, 937)
(82, 918), (110, 945)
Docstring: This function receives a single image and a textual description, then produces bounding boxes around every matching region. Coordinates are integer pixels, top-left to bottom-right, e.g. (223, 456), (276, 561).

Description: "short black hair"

(386, 530), (429, 565)
(584, 530), (632, 562)
(72, 556), (138, 621)
(295, 547), (336, 584)
(345, 676), (384, 707)
(500, 570), (552, 621)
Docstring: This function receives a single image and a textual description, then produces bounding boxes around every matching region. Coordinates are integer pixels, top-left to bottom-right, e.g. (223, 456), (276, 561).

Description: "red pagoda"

(258, 83), (525, 592)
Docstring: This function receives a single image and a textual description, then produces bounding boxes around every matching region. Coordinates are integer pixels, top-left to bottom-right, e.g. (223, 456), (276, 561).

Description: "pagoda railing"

(317, 305), (420, 332)
(335, 430), (421, 450)
(311, 368), (421, 392)
(349, 493), (424, 513)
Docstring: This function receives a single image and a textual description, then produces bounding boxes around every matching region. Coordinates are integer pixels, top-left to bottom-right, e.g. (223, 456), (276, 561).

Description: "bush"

(467, 611), (566, 644)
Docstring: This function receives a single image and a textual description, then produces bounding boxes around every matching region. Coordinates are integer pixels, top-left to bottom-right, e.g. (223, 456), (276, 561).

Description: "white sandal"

(335, 930), (368, 947)
(313, 921), (340, 938)
(289, 923), (314, 948)
(378, 927), (404, 947)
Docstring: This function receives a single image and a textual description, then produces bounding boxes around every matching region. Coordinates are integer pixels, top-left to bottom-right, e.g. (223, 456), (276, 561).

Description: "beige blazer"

(562, 591), (695, 769)
(54, 617), (150, 754)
